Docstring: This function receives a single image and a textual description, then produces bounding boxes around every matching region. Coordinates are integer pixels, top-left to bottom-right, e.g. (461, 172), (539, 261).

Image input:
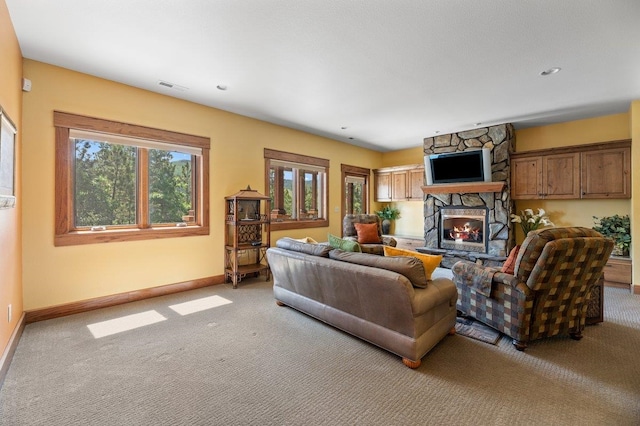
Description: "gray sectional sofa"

(266, 238), (457, 368)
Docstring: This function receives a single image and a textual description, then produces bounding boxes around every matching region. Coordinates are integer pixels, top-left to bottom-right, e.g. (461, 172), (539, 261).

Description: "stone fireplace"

(421, 124), (515, 268)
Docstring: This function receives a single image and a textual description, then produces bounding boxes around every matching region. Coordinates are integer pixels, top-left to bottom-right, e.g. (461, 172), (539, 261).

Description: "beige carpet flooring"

(1, 279), (639, 425)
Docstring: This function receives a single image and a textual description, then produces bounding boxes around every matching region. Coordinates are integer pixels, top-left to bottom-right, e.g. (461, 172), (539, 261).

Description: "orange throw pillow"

(353, 222), (382, 244)
(501, 245), (521, 275)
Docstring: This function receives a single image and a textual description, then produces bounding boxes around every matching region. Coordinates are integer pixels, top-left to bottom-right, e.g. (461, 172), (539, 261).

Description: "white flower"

(524, 208), (534, 216)
(537, 208), (546, 216)
(510, 214), (522, 223)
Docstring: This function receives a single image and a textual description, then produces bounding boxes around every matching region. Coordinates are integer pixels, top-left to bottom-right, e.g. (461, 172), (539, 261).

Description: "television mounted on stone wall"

(424, 148), (491, 185)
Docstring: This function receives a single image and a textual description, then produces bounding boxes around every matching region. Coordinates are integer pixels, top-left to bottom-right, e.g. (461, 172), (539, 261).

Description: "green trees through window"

(74, 141), (194, 227)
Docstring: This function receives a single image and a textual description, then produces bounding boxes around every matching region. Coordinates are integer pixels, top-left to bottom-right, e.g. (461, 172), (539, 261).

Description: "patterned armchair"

(452, 227), (613, 351)
(342, 214), (397, 255)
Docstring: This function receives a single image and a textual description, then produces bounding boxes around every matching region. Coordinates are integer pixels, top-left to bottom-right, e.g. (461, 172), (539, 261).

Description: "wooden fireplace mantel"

(421, 182), (505, 194)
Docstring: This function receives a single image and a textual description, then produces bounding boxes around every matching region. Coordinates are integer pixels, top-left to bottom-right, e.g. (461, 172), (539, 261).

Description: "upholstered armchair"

(452, 227), (613, 351)
(342, 214), (397, 255)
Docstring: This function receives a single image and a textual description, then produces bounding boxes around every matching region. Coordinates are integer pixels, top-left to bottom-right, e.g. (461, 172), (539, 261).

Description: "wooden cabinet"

(512, 152), (580, 199)
(511, 140), (630, 200)
(581, 146), (630, 198)
(375, 171), (392, 201)
(374, 165), (424, 201)
(603, 256), (632, 289)
(225, 187), (271, 288)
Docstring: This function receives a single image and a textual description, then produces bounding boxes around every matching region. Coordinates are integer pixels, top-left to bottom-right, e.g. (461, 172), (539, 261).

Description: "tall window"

(341, 164), (370, 217)
(265, 149), (328, 230)
(54, 112), (210, 246)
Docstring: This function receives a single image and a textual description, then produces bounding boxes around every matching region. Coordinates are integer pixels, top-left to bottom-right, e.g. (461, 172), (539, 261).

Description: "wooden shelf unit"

(224, 187), (271, 288)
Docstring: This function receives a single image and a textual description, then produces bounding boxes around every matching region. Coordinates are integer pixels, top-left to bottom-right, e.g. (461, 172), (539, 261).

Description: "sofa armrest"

(382, 236), (397, 247)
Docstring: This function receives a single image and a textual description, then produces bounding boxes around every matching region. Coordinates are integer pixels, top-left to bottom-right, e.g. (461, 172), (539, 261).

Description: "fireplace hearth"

(440, 207), (487, 253)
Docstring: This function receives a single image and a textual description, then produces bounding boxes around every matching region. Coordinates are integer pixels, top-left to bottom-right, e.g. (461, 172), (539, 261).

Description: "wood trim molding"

(24, 275), (225, 324)
(421, 181), (505, 194)
(0, 313), (26, 388)
(53, 111), (210, 150)
(511, 139), (631, 158)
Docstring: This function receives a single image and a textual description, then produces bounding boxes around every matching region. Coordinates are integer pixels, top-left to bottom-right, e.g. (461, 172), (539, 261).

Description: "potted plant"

(593, 214), (631, 256)
(375, 205), (401, 235)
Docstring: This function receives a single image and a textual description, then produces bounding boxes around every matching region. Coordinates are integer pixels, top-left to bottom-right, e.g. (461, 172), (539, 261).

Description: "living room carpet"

(1, 280), (639, 425)
(455, 316), (501, 345)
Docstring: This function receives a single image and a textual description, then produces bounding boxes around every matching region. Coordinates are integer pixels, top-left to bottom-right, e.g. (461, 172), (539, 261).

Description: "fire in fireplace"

(440, 207), (488, 253)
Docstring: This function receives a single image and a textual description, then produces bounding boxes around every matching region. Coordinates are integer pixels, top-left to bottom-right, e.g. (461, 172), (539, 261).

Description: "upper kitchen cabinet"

(511, 140), (630, 200)
(374, 165), (424, 201)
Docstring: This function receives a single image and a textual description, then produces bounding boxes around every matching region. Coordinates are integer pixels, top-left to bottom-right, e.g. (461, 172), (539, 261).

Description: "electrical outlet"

(7, 304), (11, 323)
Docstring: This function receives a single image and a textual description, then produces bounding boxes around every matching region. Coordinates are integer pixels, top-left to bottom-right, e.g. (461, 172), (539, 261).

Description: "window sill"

(54, 225), (209, 247)
(271, 219), (328, 231)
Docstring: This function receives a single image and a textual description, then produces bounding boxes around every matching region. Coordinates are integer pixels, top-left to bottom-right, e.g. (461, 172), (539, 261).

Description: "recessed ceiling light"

(216, 84), (228, 91)
(475, 122), (482, 126)
(540, 67), (561, 76)
(348, 137), (355, 140)
(341, 126), (348, 130)
(434, 131), (440, 134)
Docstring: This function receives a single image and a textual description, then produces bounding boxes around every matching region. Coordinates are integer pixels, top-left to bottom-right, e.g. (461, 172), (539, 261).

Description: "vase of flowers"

(510, 208), (554, 236)
(375, 205), (401, 235)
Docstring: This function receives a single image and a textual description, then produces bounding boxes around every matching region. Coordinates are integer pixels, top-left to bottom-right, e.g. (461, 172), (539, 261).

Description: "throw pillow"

(275, 238), (333, 257)
(329, 249), (428, 288)
(353, 222), (382, 244)
(328, 234), (362, 253)
(383, 246), (442, 280)
(500, 245), (521, 275)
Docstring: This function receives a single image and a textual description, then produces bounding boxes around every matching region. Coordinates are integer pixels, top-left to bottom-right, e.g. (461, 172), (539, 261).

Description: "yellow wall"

(0, 0), (23, 360)
(21, 60), (382, 311)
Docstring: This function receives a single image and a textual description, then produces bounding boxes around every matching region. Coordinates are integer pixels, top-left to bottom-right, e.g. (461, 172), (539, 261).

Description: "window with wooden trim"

(264, 148), (329, 231)
(54, 112), (210, 246)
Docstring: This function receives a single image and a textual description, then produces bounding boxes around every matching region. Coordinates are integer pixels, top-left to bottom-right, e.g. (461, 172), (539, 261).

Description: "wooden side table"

(603, 256), (632, 289)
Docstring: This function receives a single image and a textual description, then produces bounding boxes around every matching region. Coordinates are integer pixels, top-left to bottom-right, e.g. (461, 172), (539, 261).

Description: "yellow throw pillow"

(383, 246), (442, 280)
(293, 237), (318, 244)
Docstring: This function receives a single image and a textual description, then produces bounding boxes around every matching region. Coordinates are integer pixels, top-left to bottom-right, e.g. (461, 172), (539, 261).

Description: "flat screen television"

(424, 148), (491, 185)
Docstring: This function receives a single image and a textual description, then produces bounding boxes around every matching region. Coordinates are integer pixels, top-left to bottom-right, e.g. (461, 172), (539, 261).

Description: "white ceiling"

(6, 0), (640, 152)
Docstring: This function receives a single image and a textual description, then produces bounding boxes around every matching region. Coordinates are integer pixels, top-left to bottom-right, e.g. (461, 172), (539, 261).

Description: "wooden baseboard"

(0, 313), (26, 389)
(633, 285), (640, 295)
(25, 275), (226, 324)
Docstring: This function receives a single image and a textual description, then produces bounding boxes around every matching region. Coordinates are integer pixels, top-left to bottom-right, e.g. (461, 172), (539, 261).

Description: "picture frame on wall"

(0, 106), (17, 209)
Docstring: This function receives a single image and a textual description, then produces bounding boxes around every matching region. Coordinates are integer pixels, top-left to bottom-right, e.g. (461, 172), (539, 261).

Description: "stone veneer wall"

(423, 124), (515, 268)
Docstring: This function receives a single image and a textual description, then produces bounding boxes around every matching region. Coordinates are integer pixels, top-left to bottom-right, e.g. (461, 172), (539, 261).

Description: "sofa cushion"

(383, 246), (442, 280)
(500, 245), (520, 275)
(275, 237), (333, 257)
(353, 222), (382, 244)
(329, 249), (428, 288)
(328, 234), (362, 252)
